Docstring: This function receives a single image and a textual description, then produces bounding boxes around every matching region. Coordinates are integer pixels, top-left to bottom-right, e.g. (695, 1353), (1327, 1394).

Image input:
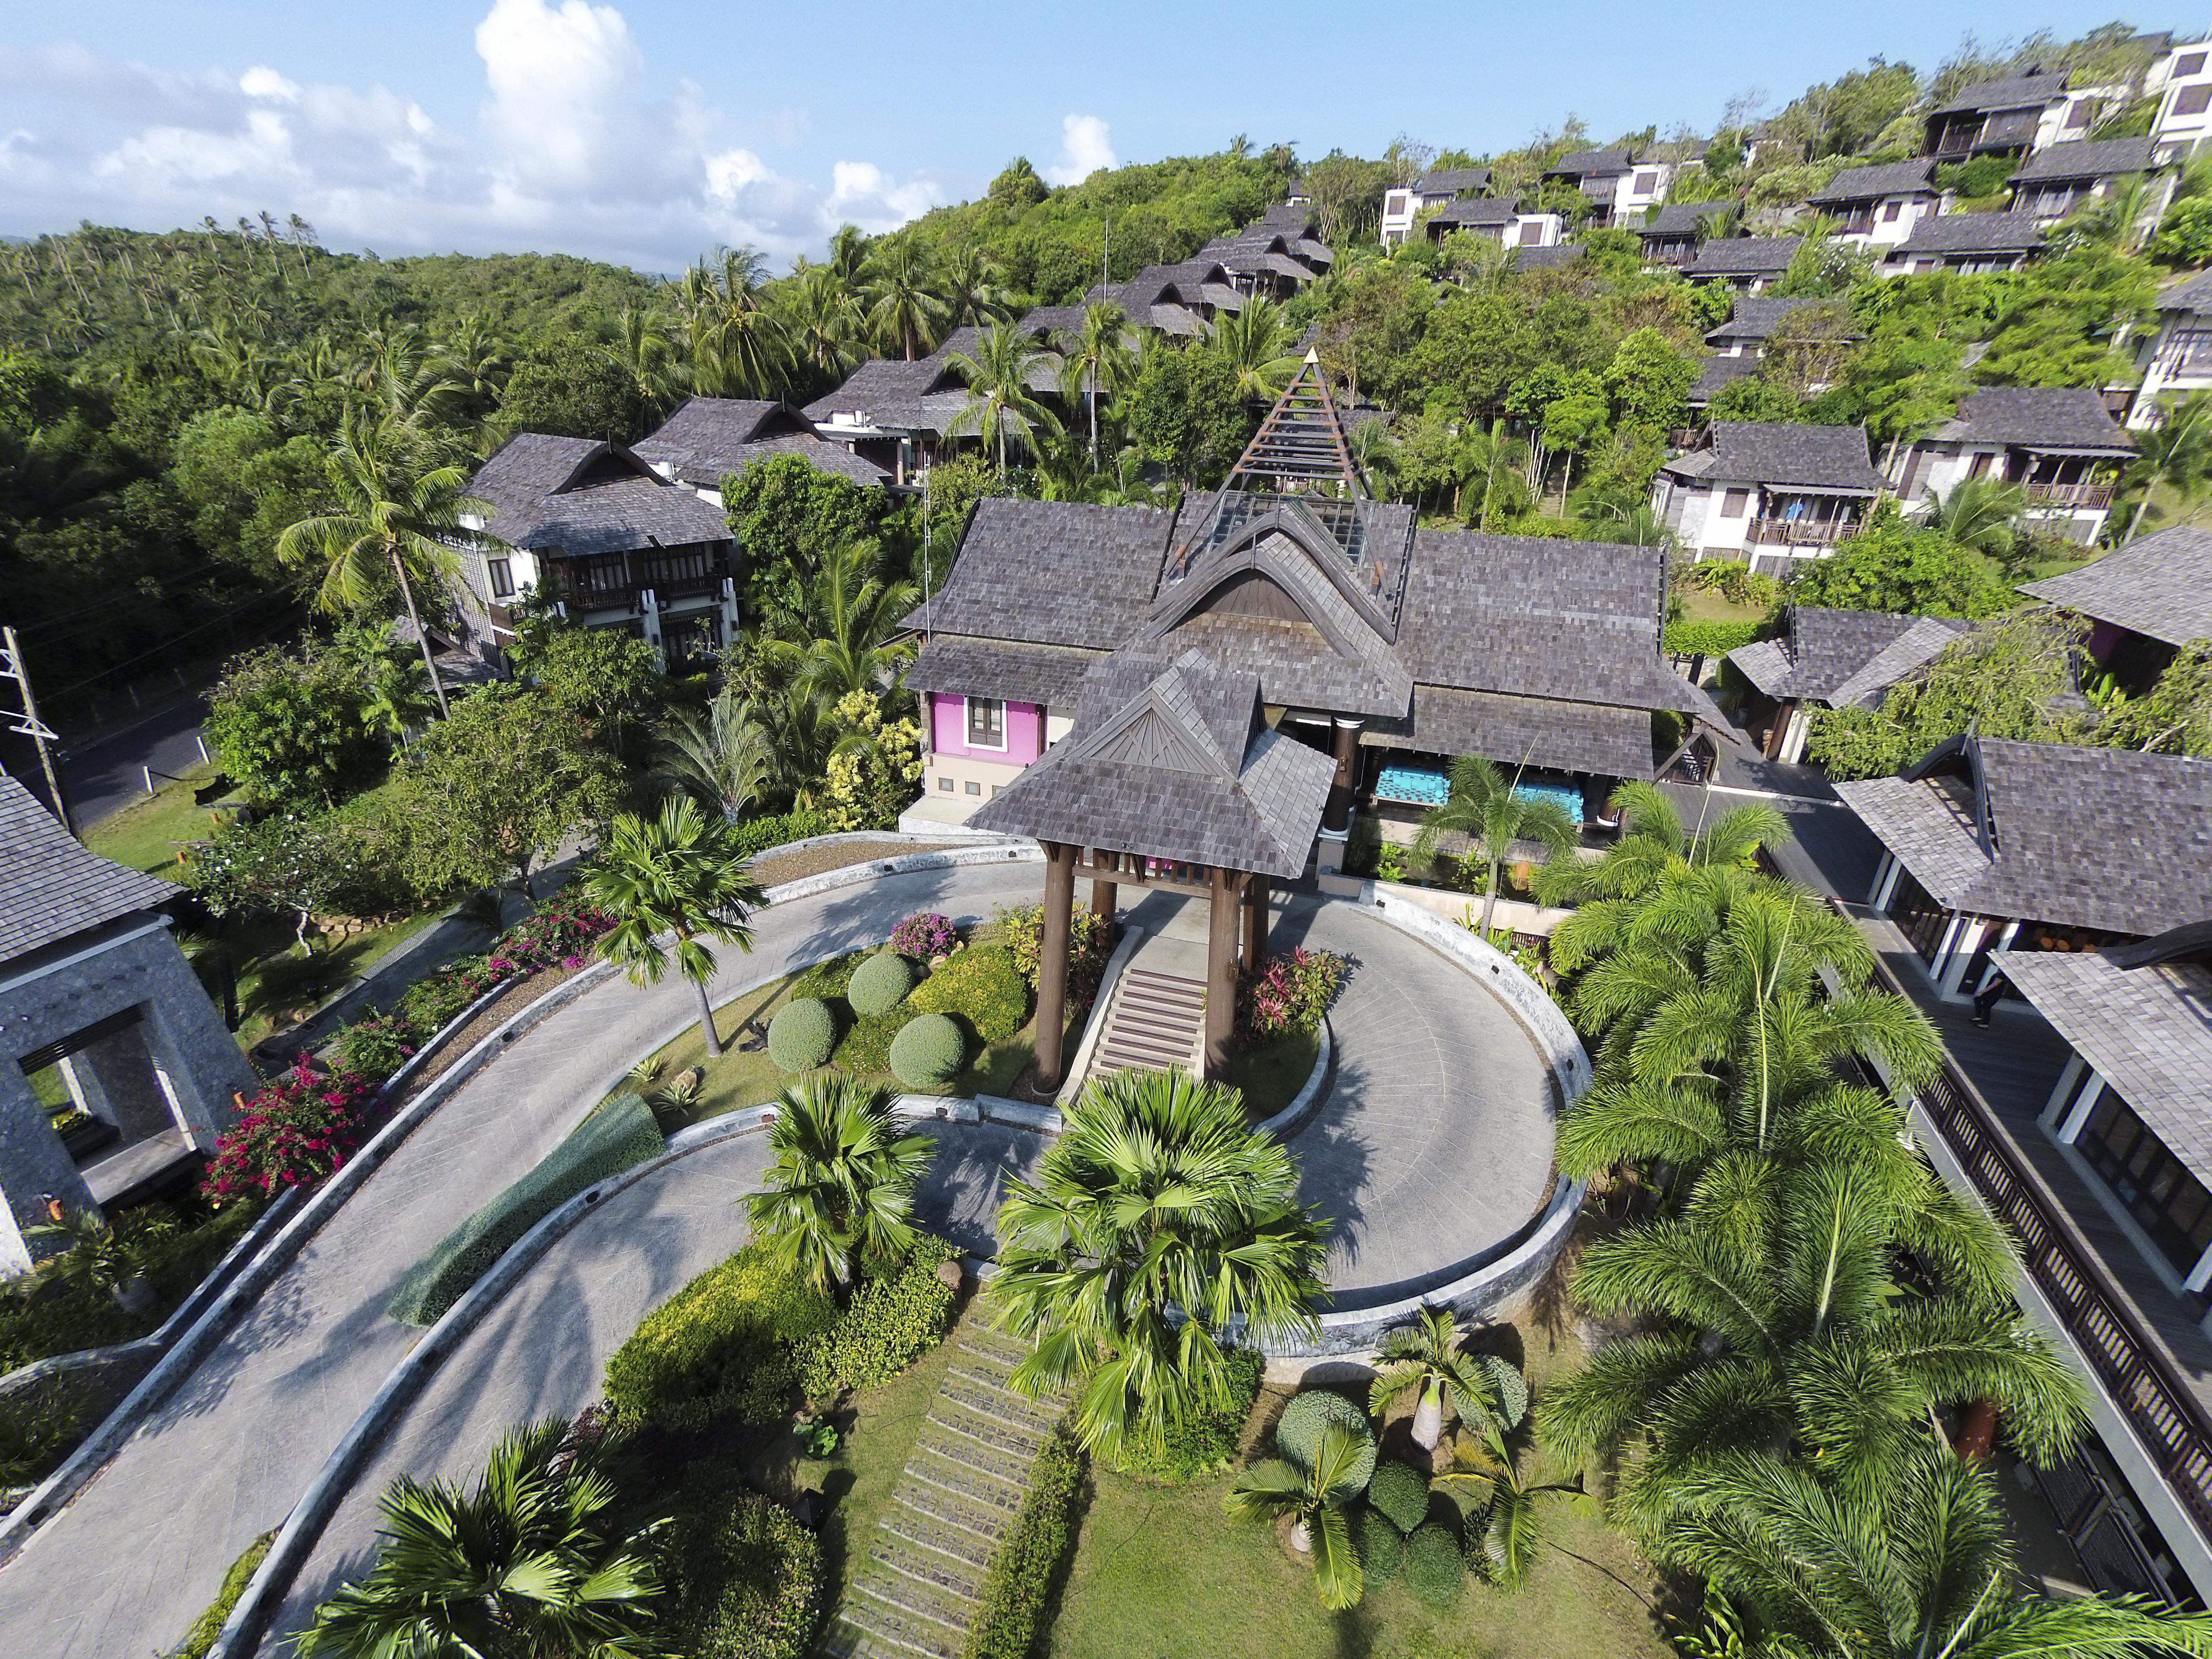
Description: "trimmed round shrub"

(1354, 1505), (1405, 1586)
(1275, 1390), (1376, 1494)
(1366, 1459), (1430, 1535)
(1405, 1522), (1465, 1608)
(889, 1013), (966, 1090)
(847, 951), (915, 1018)
(908, 944), (1030, 1043)
(766, 999), (836, 1073)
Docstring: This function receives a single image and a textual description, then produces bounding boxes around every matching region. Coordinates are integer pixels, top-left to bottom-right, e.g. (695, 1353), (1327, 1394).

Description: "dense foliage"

(603, 1241), (840, 1430)
(1235, 947), (1349, 1044)
(962, 1429), (1084, 1659)
(199, 1058), (374, 1203)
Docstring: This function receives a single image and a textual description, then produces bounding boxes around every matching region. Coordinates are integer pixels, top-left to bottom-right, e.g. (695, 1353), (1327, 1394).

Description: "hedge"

(908, 944), (1029, 1043)
(663, 1487), (825, 1659)
(790, 952), (864, 1002)
(1663, 619), (1764, 658)
(733, 808), (834, 862)
(962, 1429), (1082, 1659)
(831, 1009), (910, 1075)
(385, 1095), (664, 1325)
(767, 999), (837, 1072)
(794, 1239), (962, 1399)
(889, 1013), (966, 1090)
(1111, 1347), (1261, 1482)
(1354, 1505), (1405, 1587)
(847, 951), (915, 1017)
(604, 1241), (839, 1430)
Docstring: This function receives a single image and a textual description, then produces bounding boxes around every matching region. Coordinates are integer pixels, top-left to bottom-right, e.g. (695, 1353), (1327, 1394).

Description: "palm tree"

(947, 320), (1065, 470)
(1222, 1421), (1368, 1610)
(2127, 391), (2212, 540)
(1207, 297), (1299, 404)
(1456, 418), (1530, 530)
(584, 795), (766, 1060)
(1657, 1444), (2212, 1658)
(938, 242), (1016, 330)
(681, 246), (791, 397)
(295, 1417), (662, 1659)
(604, 304), (684, 411)
(653, 686), (773, 822)
(1435, 1423), (1586, 1591)
(763, 544), (918, 700)
(1059, 300), (1134, 466)
(1367, 1306), (1527, 1452)
(990, 1068), (1327, 1460)
(276, 416), (504, 717)
(1411, 754), (1579, 937)
(745, 1076), (935, 1293)
(867, 238), (951, 361)
(1533, 779), (1784, 906)
(784, 263), (866, 386)
(1925, 474), (2025, 559)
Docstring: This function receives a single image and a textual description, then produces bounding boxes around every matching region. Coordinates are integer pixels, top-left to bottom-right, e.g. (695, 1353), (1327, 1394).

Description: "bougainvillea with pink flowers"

(1236, 948), (1350, 1045)
(200, 1059), (375, 1203)
(890, 912), (959, 959)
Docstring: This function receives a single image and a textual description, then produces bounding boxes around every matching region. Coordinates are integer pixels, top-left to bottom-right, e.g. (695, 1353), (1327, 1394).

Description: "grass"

(82, 761), (241, 876)
(1224, 1029), (1321, 1121)
(170, 1529), (274, 1659)
(1673, 584), (1772, 629)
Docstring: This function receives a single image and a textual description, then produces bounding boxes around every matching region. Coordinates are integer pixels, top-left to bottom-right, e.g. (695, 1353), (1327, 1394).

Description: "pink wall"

(928, 693), (1044, 763)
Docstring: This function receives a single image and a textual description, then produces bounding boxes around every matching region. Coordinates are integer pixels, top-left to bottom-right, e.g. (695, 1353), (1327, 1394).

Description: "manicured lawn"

(1673, 584), (1772, 630)
(1224, 1029), (1321, 1121)
(83, 761), (241, 875)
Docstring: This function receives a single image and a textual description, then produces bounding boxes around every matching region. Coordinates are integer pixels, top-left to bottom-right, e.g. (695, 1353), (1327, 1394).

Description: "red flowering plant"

(890, 912), (959, 959)
(1235, 948), (1350, 1047)
(200, 1058), (375, 1204)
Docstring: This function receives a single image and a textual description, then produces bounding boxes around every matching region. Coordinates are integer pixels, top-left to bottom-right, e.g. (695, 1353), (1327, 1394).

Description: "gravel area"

(751, 838), (959, 887)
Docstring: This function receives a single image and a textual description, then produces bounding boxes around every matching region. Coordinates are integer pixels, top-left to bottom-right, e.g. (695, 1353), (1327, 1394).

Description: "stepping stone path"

(819, 1315), (1067, 1659)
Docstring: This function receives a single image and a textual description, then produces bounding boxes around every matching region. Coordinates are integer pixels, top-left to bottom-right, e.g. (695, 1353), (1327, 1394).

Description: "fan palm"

(584, 795), (766, 1059)
(1411, 754), (1579, 938)
(2126, 391), (2212, 540)
(1657, 1444), (2212, 1659)
(867, 239), (951, 361)
(652, 685), (774, 822)
(947, 320), (1065, 470)
(276, 416), (504, 717)
(746, 1076), (935, 1293)
(295, 1417), (662, 1658)
(1435, 1423), (1587, 1591)
(1222, 1421), (1368, 1610)
(990, 1069), (1328, 1460)
(1368, 1306), (1528, 1451)
(1925, 475), (2025, 559)
(1207, 297), (1300, 404)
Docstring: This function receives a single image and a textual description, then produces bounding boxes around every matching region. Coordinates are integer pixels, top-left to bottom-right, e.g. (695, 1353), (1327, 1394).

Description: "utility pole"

(2, 625), (75, 839)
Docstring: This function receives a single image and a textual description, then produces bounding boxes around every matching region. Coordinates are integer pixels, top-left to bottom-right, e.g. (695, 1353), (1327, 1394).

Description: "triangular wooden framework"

(1218, 349), (1364, 494)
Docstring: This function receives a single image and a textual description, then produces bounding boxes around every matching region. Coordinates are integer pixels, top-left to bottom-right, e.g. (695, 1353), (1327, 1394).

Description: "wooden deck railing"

(1747, 516), (1852, 548)
(2024, 481), (2115, 510)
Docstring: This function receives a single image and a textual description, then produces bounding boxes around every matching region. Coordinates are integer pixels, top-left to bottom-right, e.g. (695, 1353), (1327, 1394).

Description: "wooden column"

(1035, 841), (1080, 1091)
(1088, 848), (1118, 930)
(1242, 874), (1266, 971)
(1323, 718), (1363, 833)
(1205, 865), (1241, 1078)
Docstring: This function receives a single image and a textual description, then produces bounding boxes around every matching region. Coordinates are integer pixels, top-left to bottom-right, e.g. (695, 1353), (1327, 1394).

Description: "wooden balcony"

(2024, 481), (2115, 510)
(1747, 516), (1852, 548)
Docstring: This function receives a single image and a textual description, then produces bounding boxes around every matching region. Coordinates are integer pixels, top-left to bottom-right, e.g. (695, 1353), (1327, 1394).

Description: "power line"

(46, 577), (308, 699)
(12, 559), (234, 639)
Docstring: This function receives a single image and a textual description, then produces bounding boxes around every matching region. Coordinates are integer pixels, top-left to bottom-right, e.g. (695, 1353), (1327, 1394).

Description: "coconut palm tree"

(604, 304), (684, 412)
(681, 246), (791, 397)
(1222, 1421), (1368, 1610)
(1456, 418), (1531, 530)
(584, 795), (766, 1060)
(867, 238), (951, 361)
(1925, 474), (2026, 559)
(1436, 1423), (1587, 1591)
(784, 262), (867, 386)
(1657, 1444), (2212, 1659)
(2126, 391), (2212, 540)
(1207, 297), (1300, 404)
(1411, 754), (1580, 938)
(745, 1076), (935, 1293)
(1368, 1306), (1528, 1451)
(1059, 300), (1135, 466)
(947, 320), (1065, 470)
(990, 1068), (1328, 1460)
(295, 1417), (662, 1659)
(276, 416), (504, 717)
(652, 685), (774, 822)
(764, 544), (918, 700)
(938, 242), (1017, 330)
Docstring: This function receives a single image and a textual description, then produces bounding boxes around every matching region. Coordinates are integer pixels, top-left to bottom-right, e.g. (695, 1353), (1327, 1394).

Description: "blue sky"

(0, 1), (2166, 271)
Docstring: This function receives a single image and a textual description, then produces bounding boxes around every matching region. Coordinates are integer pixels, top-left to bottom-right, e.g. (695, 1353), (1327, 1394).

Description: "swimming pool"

(1371, 765), (1585, 826)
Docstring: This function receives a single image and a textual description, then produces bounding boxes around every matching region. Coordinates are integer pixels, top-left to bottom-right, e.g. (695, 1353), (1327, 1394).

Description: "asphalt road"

(60, 696), (210, 830)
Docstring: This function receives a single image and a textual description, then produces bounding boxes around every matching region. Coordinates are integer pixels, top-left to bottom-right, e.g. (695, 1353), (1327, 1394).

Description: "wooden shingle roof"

(1895, 212), (2045, 255)
(1686, 236), (1803, 277)
(1808, 160), (1938, 203)
(1663, 422), (1888, 492)
(1925, 387), (2133, 454)
(2018, 528), (2212, 648)
(2011, 136), (2158, 182)
(0, 773), (179, 964)
(465, 434), (732, 555)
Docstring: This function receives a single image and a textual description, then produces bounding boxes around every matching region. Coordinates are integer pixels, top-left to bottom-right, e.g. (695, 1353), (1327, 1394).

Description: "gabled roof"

(0, 773), (179, 964)
(1686, 236), (1802, 276)
(633, 397), (890, 489)
(1638, 201), (1716, 237)
(1932, 71), (2070, 116)
(1923, 387), (2134, 454)
(1428, 198), (1518, 228)
(1894, 212), (2045, 255)
(901, 635), (1099, 709)
(2010, 135), (2158, 182)
(2157, 270), (2212, 316)
(466, 434), (731, 555)
(2018, 527), (2212, 648)
(1662, 422), (1888, 492)
(1690, 354), (1760, 402)
(1835, 735), (2212, 935)
(906, 498), (1177, 649)
(1727, 607), (1965, 706)
(1413, 168), (1490, 196)
(1808, 160), (1939, 204)
(1705, 295), (1858, 345)
(966, 650), (1335, 879)
(1546, 148), (1632, 177)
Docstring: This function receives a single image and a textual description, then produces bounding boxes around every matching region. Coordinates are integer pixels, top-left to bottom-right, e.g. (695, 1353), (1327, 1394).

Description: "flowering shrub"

(201, 1058), (374, 1203)
(890, 912), (958, 959)
(1236, 948), (1350, 1044)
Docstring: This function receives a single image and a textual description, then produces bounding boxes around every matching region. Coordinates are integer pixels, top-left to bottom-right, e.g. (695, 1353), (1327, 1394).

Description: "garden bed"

(1223, 1030), (1321, 1123)
(749, 837), (960, 888)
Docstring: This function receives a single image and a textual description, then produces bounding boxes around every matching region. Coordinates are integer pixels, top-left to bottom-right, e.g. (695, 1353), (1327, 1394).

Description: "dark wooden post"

(1242, 874), (1265, 971)
(1206, 864), (1241, 1078)
(1035, 841), (1080, 1091)
(1089, 848), (1118, 930)
(1323, 718), (1363, 833)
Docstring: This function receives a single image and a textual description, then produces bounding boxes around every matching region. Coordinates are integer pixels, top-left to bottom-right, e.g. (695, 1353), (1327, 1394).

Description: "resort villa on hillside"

(1650, 422), (1890, 572)
(1890, 386), (2136, 546)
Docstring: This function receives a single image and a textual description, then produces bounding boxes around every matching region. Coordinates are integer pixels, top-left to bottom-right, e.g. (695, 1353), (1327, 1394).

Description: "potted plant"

(25, 1208), (176, 1317)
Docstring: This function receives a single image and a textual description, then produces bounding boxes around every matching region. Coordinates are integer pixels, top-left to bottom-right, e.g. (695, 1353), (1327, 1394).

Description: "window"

(1518, 220), (1543, 245)
(2078, 1092), (2212, 1277)
(2179, 85), (2212, 116)
(2180, 50), (2207, 77)
(1632, 171), (1658, 193)
(938, 775), (954, 792)
(1721, 488), (1749, 518)
(486, 559), (514, 599)
(966, 697), (1006, 748)
(964, 780), (982, 796)
(1881, 201), (1901, 222)
(2065, 99), (2094, 130)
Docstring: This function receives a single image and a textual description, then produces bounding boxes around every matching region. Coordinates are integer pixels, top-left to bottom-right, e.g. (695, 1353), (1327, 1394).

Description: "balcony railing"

(1747, 516), (1852, 548)
(2024, 481), (2116, 510)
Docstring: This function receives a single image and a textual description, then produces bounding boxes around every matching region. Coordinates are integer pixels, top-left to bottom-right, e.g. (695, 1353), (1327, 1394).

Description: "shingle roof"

(1705, 295), (1857, 344)
(466, 435), (731, 555)
(1429, 198), (1518, 228)
(1367, 686), (1655, 780)
(1729, 607), (1965, 705)
(901, 635), (1100, 710)
(2018, 528), (2212, 647)
(1836, 736), (2212, 935)
(1512, 244), (1585, 271)
(1663, 422), (1888, 492)
(0, 773), (179, 963)
(1932, 71), (2070, 115)
(2010, 135), (2158, 182)
(2158, 270), (2212, 315)
(1547, 148), (1632, 177)
(1895, 212), (2046, 255)
(1925, 386), (2134, 454)
(966, 650), (1335, 879)
(633, 397), (889, 488)
(1808, 160), (1939, 203)
(1414, 168), (1490, 195)
(904, 498), (1177, 649)
(1691, 355), (1760, 401)
(1638, 201), (1715, 237)
(2001, 950), (2212, 1187)
(1687, 236), (1803, 276)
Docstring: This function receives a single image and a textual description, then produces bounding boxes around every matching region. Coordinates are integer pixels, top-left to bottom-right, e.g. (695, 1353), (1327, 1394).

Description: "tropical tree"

(763, 543), (918, 701)
(1222, 1421), (1368, 1610)
(1059, 300), (1135, 465)
(947, 320), (1065, 470)
(276, 416), (504, 717)
(1207, 297), (1300, 404)
(653, 685), (773, 822)
(680, 246), (790, 397)
(938, 242), (1017, 330)
(585, 795), (767, 1059)
(1368, 1306), (1528, 1451)
(784, 262), (866, 386)
(991, 1069), (1327, 1459)
(868, 239), (951, 361)
(2126, 390), (2212, 540)
(295, 1417), (662, 1659)
(1436, 1423), (1587, 1591)
(1533, 779), (1783, 906)
(603, 304), (684, 411)
(1411, 754), (1579, 937)
(745, 1076), (935, 1293)
(1923, 474), (2025, 560)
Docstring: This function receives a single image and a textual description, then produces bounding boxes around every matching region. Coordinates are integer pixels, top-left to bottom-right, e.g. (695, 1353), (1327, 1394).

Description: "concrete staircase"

(1086, 966), (1206, 1080)
(818, 1320), (1066, 1659)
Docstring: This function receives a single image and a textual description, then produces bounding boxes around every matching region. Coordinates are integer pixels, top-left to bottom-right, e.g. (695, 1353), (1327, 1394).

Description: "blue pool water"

(1372, 765), (1584, 826)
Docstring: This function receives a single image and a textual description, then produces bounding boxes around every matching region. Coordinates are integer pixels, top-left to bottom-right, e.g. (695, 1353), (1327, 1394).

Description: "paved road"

(60, 696), (210, 831)
(0, 861), (1043, 1659)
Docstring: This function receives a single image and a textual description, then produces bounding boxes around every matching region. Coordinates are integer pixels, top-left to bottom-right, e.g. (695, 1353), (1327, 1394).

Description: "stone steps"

(1089, 967), (1206, 1078)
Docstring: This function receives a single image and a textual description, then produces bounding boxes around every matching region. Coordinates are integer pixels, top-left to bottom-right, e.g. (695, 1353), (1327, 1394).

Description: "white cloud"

(0, 6), (943, 270)
(1043, 114), (1115, 186)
